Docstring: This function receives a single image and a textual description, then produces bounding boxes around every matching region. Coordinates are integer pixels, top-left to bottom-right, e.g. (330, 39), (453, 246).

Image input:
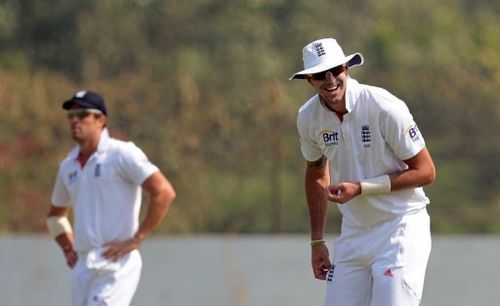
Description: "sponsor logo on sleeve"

(404, 123), (421, 142)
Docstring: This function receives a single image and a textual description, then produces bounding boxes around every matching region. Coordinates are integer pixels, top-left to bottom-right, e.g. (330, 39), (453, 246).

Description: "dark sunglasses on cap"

(66, 108), (103, 120)
(309, 65), (347, 81)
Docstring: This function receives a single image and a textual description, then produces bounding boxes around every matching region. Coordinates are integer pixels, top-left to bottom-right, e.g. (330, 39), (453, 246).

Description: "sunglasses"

(310, 65), (346, 81)
(66, 109), (103, 120)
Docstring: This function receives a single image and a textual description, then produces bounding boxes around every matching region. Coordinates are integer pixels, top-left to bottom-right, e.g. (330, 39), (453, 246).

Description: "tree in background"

(0, 0), (498, 233)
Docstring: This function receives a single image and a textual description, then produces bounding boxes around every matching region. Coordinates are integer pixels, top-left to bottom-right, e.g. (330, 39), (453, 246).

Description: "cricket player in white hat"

(291, 38), (436, 305)
(46, 90), (176, 306)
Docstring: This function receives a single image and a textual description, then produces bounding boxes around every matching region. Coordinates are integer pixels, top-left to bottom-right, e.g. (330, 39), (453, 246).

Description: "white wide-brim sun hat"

(290, 38), (364, 80)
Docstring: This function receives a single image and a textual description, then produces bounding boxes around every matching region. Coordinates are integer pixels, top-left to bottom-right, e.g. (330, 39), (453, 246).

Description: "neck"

(78, 142), (98, 161)
(319, 95), (347, 114)
(78, 132), (101, 160)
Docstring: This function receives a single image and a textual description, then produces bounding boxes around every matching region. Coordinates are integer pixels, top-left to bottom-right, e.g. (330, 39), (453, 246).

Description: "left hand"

(327, 181), (361, 204)
(102, 236), (143, 261)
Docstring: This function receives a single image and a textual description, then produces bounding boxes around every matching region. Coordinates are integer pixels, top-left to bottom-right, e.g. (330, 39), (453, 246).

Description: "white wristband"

(360, 175), (391, 195)
(46, 216), (73, 237)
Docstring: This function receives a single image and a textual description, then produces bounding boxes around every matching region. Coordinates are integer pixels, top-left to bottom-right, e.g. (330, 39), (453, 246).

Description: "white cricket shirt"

(297, 77), (430, 228)
(51, 129), (159, 252)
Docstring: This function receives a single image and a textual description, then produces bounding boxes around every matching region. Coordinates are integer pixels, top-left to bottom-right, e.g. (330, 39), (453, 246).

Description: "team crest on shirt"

(320, 129), (339, 147)
(94, 164), (101, 177)
(361, 124), (371, 148)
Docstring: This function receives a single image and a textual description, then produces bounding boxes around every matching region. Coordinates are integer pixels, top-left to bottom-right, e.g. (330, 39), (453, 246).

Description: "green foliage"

(0, 0), (498, 233)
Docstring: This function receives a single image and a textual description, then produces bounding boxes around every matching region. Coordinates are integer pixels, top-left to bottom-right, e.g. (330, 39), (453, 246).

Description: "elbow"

(164, 185), (177, 205)
(422, 166), (436, 186)
(430, 167), (437, 184)
(153, 185), (176, 210)
(168, 189), (177, 203)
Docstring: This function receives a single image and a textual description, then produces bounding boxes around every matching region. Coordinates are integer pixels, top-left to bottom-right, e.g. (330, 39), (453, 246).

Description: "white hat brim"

(290, 53), (364, 80)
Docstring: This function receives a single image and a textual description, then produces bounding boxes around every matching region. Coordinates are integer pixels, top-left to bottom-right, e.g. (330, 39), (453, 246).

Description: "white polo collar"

(69, 128), (111, 160)
(345, 76), (361, 114)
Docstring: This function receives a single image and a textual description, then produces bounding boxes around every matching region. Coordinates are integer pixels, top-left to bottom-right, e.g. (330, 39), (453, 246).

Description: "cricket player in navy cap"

(47, 90), (176, 306)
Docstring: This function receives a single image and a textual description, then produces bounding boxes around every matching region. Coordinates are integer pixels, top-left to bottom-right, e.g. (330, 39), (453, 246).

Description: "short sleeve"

(51, 167), (71, 207)
(117, 142), (159, 185)
(380, 101), (426, 160)
(297, 114), (323, 162)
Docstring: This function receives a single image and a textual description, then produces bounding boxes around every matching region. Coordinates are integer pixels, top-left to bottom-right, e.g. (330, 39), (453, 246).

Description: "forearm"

(358, 168), (432, 196)
(46, 206), (77, 267)
(305, 158), (330, 240)
(306, 182), (328, 240)
(389, 148), (436, 191)
(136, 173), (176, 242)
(47, 207), (73, 249)
(135, 193), (172, 241)
(389, 168), (435, 191)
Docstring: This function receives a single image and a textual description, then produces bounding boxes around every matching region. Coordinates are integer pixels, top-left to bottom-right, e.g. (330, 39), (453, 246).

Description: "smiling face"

(306, 65), (348, 113)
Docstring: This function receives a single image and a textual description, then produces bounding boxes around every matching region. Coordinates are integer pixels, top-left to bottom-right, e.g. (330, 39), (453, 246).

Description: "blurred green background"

(0, 0), (498, 234)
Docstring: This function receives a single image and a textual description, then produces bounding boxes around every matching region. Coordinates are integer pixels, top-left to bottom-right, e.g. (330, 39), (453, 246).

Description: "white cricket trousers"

(325, 208), (431, 306)
(71, 249), (142, 306)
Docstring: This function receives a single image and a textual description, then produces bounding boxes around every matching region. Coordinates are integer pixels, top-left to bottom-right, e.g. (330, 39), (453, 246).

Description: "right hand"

(62, 246), (78, 268)
(327, 182), (361, 204)
(311, 243), (332, 280)
(54, 232), (78, 269)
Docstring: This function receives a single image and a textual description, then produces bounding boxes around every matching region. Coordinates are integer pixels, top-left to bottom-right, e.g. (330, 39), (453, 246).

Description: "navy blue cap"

(62, 90), (107, 115)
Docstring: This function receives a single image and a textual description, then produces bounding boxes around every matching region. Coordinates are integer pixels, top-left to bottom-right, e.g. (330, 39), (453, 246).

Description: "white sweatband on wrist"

(46, 216), (73, 237)
(360, 175), (391, 195)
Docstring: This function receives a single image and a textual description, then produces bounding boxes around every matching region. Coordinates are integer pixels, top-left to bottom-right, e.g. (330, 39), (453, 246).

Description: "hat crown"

(75, 90), (88, 98)
(303, 38), (346, 70)
(290, 37), (363, 80)
(62, 90), (107, 115)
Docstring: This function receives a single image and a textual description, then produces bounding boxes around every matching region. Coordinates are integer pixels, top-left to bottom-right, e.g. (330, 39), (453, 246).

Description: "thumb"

(322, 256), (332, 270)
(328, 185), (342, 199)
